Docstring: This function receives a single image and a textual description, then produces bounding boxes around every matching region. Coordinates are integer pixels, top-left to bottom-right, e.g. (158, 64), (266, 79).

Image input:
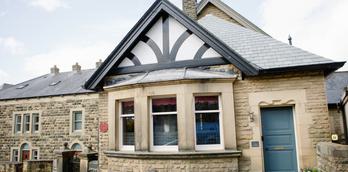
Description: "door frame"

(259, 106), (300, 172)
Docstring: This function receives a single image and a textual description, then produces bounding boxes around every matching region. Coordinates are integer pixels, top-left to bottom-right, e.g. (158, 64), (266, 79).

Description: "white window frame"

(32, 113), (40, 133)
(31, 148), (40, 160)
(14, 114), (22, 134)
(150, 96), (178, 152)
(23, 113), (31, 133)
(70, 109), (85, 135)
(13, 111), (41, 135)
(10, 147), (19, 162)
(119, 99), (135, 151)
(194, 95), (224, 151)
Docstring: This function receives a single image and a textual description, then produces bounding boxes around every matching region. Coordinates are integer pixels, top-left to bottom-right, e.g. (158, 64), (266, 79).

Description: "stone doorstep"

(104, 150), (242, 159)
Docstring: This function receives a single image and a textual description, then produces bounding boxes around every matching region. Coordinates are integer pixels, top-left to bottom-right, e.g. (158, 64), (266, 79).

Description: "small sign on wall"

(250, 140), (260, 148)
(100, 122), (108, 133)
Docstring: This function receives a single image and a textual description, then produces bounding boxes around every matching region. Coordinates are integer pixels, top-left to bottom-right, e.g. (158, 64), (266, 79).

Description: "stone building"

(0, 0), (346, 172)
(0, 64), (100, 161)
(326, 71), (348, 143)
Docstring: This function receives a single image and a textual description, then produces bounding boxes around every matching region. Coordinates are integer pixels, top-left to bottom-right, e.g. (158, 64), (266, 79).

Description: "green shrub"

(302, 168), (319, 172)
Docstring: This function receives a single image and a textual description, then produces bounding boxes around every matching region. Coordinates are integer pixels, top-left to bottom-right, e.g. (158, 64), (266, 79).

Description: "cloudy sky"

(0, 0), (347, 85)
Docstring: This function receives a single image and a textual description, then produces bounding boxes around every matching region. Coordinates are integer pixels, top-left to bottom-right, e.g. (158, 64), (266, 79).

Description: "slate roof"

(326, 71), (348, 105)
(104, 68), (237, 88)
(198, 15), (341, 70)
(0, 69), (95, 100)
(197, 0), (269, 36)
(0, 83), (13, 90)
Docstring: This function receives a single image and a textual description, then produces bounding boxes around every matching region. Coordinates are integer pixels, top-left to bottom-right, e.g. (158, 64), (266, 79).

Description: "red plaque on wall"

(100, 122), (108, 133)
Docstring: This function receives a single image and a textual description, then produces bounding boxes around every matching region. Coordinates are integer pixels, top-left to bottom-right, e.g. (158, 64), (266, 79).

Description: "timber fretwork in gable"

(117, 15), (222, 69)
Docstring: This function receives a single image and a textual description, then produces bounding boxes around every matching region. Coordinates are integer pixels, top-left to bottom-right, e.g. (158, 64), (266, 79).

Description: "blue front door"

(261, 107), (298, 172)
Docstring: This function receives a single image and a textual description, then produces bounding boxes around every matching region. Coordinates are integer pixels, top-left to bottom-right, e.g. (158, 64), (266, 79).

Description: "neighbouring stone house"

(342, 87), (348, 143)
(0, 63), (101, 162)
(0, 0), (346, 172)
(326, 71), (348, 143)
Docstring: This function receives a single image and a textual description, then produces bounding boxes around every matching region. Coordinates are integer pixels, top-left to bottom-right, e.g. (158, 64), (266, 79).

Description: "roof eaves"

(197, 0), (269, 36)
(0, 91), (96, 101)
(259, 61), (346, 76)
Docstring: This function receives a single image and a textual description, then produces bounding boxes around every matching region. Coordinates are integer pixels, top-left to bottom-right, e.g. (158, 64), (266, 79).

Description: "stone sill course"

(104, 150), (242, 159)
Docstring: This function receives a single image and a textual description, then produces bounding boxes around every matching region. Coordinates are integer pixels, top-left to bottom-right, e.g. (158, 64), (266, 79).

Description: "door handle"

(266, 146), (287, 151)
(272, 146), (287, 150)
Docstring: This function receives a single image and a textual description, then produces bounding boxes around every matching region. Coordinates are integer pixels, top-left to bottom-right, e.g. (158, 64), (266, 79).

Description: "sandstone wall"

(107, 157), (238, 172)
(234, 71), (330, 171)
(0, 94), (100, 161)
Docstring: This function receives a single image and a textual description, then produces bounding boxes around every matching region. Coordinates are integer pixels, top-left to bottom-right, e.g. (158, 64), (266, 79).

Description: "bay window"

(151, 97), (178, 151)
(194, 96), (223, 150)
(120, 100), (135, 151)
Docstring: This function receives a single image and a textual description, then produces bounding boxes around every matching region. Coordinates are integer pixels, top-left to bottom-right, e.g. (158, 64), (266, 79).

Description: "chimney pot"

(50, 65), (59, 75)
(96, 59), (103, 68)
(72, 62), (81, 72)
(183, 0), (197, 20)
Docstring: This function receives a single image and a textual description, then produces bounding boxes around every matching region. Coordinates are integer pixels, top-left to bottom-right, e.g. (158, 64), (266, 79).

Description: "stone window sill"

(104, 150), (242, 159)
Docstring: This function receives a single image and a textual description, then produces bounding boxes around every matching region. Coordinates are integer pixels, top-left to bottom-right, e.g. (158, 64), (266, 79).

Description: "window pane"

(152, 98), (176, 112)
(74, 121), (82, 130)
(122, 117), (135, 145)
(33, 114), (39, 123)
(122, 101), (134, 114)
(16, 115), (21, 123)
(74, 112), (82, 121)
(15, 115), (21, 132)
(13, 150), (18, 161)
(21, 143), (30, 150)
(153, 115), (178, 146)
(195, 96), (219, 111)
(72, 144), (82, 150)
(195, 113), (220, 145)
(32, 150), (38, 160)
(24, 115), (30, 132)
(32, 114), (39, 132)
(24, 114), (30, 122)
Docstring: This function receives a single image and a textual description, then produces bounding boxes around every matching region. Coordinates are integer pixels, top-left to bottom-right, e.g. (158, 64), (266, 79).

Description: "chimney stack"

(96, 59), (103, 68)
(50, 65), (59, 75)
(72, 62), (81, 72)
(183, 0), (197, 20)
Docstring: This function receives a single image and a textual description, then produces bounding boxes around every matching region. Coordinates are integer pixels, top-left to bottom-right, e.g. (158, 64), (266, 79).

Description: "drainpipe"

(341, 91), (348, 145)
(343, 106), (348, 145)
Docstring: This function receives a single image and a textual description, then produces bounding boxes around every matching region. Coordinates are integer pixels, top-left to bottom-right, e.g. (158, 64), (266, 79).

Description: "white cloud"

(24, 41), (115, 76)
(260, 0), (348, 71)
(0, 37), (24, 55)
(29, 0), (69, 12)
